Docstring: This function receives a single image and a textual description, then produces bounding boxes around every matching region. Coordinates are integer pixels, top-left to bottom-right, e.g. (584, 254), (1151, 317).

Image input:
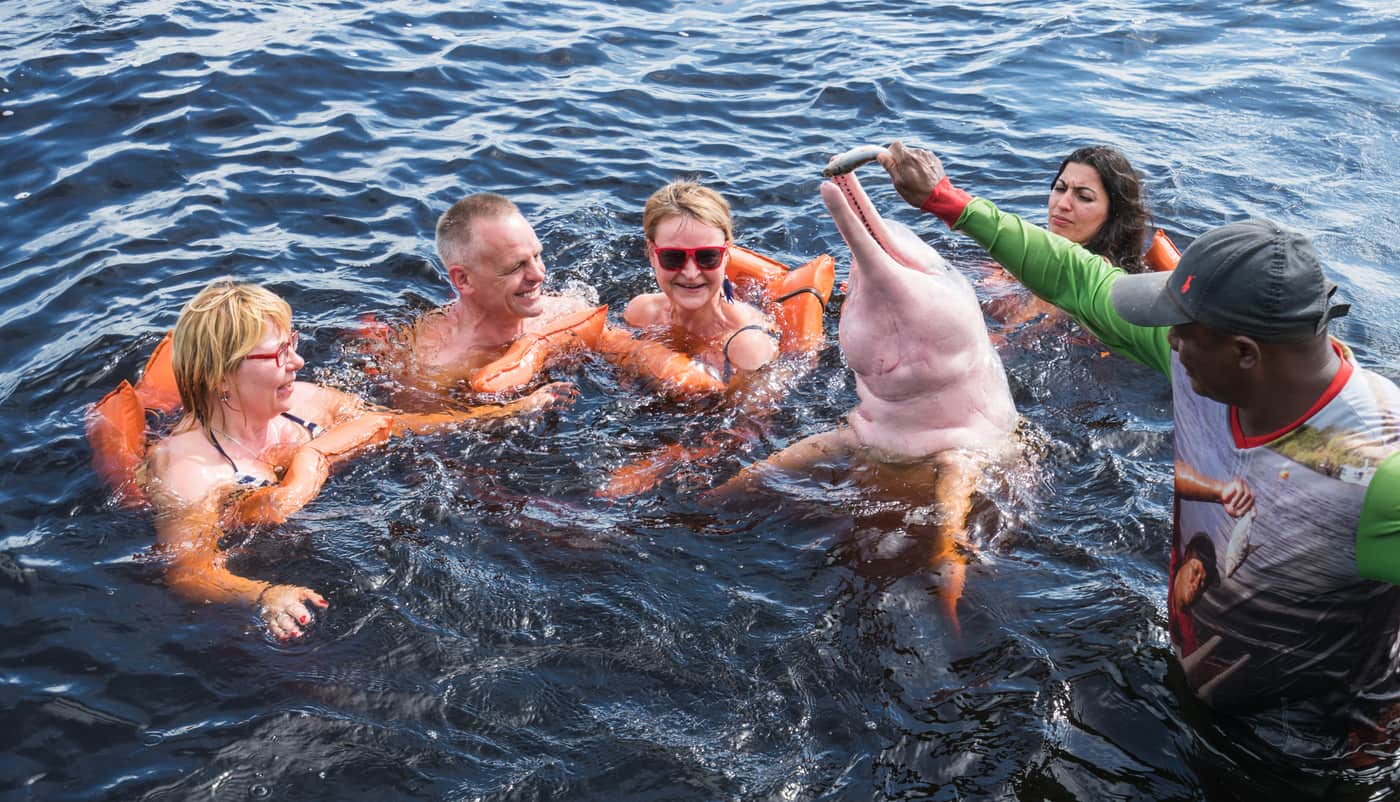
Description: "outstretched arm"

(392, 381), (577, 432)
(596, 327), (728, 397)
(152, 479), (327, 640)
(878, 140), (1172, 376)
(1176, 460), (1255, 518)
(596, 359), (797, 499)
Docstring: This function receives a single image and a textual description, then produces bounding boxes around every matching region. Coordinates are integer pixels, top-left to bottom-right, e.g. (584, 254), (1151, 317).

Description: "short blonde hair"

(172, 279), (292, 433)
(642, 180), (732, 243)
(436, 193), (520, 269)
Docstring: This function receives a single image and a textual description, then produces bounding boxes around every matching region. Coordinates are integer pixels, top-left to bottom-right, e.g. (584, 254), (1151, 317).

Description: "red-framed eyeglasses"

(650, 243), (728, 271)
(244, 331), (300, 367)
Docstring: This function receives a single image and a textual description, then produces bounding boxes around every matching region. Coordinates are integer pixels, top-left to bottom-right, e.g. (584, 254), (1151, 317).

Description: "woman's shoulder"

(149, 426), (210, 464)
(623, 293), (667, 327)
(146, 429), (234, 508)
(722, 303), (779, 371)
(288, 381), (356, 422)
(728, 299), (771, 329)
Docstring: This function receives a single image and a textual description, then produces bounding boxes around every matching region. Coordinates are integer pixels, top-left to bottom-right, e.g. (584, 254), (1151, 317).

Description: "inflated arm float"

(87, 332), (180, 507)
(469, 305), (607, 394)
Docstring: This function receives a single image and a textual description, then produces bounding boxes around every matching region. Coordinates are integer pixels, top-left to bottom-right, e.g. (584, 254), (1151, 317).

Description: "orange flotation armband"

(134, 331), (180, 412)
(1144, 229), (1181, 272)
(88, 332), (182, 507)
(596, 328), (728, 396)
(223, 413), (399, 527)
(470, 305), (607, 394)
(726, 247), (837, 354)
(89, 380), (148, 505)
(770, 254), (836, 353)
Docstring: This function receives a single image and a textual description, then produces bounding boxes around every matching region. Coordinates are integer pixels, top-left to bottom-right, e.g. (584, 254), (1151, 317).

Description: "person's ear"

(447, 263), (472, 294)
(1233, 336), (1261, 371)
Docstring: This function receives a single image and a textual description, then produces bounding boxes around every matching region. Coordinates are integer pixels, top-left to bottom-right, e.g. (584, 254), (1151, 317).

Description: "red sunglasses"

(650, 243), (728, 271)
(244, 330), (300, 367)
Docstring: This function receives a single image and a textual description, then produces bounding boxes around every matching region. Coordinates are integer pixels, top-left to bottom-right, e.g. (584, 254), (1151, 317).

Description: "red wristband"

(919, 176), (973, 229)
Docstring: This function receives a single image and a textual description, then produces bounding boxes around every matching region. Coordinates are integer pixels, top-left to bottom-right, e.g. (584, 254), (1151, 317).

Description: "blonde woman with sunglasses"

(619, 180), (779, 384)
(145, 279), (567, 640)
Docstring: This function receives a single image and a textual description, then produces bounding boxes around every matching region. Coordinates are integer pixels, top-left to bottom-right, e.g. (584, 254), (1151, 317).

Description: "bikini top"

(210, 412), (322, 488)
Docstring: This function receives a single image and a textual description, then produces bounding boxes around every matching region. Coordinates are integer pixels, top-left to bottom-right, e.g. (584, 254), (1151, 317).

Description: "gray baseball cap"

(1109, 218), (1349, 341)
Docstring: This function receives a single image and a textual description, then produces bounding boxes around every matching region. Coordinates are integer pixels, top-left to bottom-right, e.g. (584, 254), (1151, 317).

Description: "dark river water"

(3, 1), (1400, 800)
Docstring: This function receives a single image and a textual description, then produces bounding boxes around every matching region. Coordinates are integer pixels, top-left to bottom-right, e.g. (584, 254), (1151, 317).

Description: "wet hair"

(171, 279), (292, 436)
(436, 193), (521, 269)
(642, 180), (732, 243)
(1052, 146), (1151, 273)
(1181, 533), (1221, 592)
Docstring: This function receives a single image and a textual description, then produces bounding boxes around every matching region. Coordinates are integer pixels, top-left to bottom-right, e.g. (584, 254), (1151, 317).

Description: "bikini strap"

(280, 412), (322, 438)
(723, 324), (781, 364)
(208, 430), (240, 473)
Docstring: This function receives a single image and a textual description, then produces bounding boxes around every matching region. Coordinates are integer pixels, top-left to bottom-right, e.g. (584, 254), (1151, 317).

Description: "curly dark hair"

(1051, 146), (1151, 273)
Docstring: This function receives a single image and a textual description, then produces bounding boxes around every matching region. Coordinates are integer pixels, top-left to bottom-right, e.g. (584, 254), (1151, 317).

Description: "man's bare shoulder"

(407, 305), (476, 374)
(410, 305), (456, 353)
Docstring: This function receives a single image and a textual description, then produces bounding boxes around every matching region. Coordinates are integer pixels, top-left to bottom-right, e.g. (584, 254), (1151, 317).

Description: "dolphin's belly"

(839, 272), (987, 382)
(847, 401), (1012, 457)
(846, 352), (1017, 458)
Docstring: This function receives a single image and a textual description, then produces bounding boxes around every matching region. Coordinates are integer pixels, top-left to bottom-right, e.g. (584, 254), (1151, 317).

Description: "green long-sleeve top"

(954, 197), (1173, 376)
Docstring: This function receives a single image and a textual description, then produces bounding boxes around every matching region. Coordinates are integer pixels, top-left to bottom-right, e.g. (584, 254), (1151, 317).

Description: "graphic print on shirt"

(1168, 350), (1400, 732)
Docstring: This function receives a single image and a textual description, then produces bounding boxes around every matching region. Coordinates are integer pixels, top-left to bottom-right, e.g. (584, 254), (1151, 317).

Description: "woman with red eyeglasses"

(620, 180), (779, 381)
(144, 279), (566, 639)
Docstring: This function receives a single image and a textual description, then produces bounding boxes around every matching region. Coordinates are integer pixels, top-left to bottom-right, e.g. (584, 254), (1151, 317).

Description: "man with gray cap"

(876, 141), (1400, 775)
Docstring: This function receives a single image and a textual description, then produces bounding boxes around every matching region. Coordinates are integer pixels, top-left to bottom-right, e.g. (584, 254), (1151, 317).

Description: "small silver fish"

(1224, 509), (1257, 578)
(822, 144), (889, 177)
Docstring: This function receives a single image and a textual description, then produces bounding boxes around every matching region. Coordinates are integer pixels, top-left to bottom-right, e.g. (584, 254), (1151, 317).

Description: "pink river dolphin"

(722, 157), (1019, 634)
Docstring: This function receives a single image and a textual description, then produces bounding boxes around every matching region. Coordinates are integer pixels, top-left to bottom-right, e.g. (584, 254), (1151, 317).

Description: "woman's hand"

(878, 140), (948, 209)
(258, 583), (328, 640)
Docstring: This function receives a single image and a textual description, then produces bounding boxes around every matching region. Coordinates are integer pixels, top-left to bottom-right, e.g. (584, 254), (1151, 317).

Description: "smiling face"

(648, 214), (729, 314)
(1047, 161), (1111, 246)
(453, 211), (547, 319)
(226, 318), (304, 420)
